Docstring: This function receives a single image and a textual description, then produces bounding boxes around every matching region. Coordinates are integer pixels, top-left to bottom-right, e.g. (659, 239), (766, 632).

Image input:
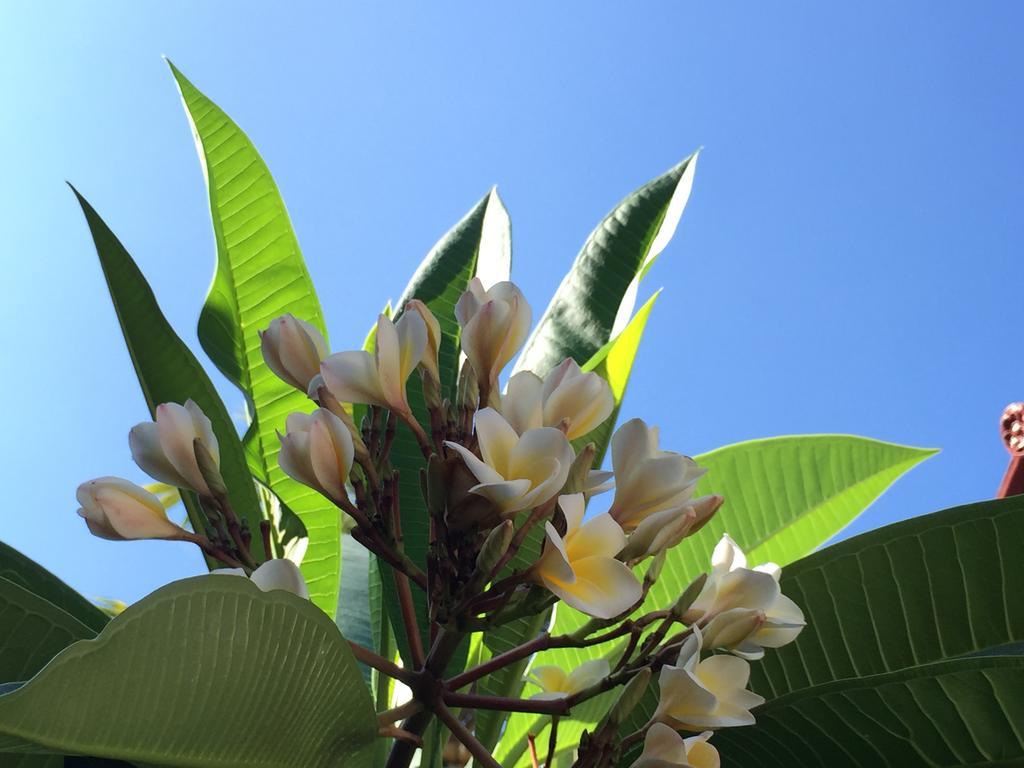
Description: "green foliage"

(0, 576), (376, 767)
(750, 495), (1024, 699)
(514, 153), (697, 377)
(0, 541), (107, 634)
(713, 656), (1024, 767)
(71, 188), (265, 565)
(168, 62), (339, 618)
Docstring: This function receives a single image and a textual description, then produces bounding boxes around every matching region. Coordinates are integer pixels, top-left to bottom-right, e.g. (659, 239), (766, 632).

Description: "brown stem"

(528, 733), (541, 768)
(258, 519), (274, 561)
(443, 691), (569, 715)
(395, 566), (426, 668)
(545, 715), (560, 768)
(400, 411), (435, 461)
(378, 725), (423, 747)
(348, 640), (415, 685)
(178, 532), (246, 570)
(378, 700), (423, 726)
(435, 704), (502, 768)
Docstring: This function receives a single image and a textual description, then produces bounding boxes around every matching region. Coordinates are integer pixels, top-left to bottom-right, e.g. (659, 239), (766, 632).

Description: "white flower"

(630, 724), (719, 768)
(654, 626), (764, 730)
(215, 559), (309, 600)
(455, 278), (531, 392)
(607, 419), (705, 533)
(622, 495), (723, 561)
(260, 314), (328, 393)
(445, 408), (574, 515)
(690, 534), (805, 659)
(535, 493), (643, 619)
(277, 409), (355, 503)
(528, 658), (610, 700)
(500, 358), (614, 440)
(76, 477), (184, 541)
(320, 311), (427, 417)
(129, 400), (220, 495)
(404, 300), (442, 383)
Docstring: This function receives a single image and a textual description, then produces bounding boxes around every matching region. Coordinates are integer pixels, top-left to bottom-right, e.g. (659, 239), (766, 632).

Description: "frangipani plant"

(2, 62), (1022, 768)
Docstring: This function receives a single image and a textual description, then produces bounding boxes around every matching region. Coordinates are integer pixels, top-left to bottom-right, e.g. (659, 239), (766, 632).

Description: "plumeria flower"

(535, 493), (642, 619)
(445, 408), (574, 515)
(585, 469), (615, 497)
(499, 358), (614, 440)
(621, 495), (723, 562)
(630, 724), (719, 768)
(690, 534), (805, 659)
(455, 278), (531, 393)
(528, 658), (610, 700)
(76, 477), (186, 541)
(654, 625), (764, 730)
(260, 314), (328, 393)
(404, 299), (442, 384)
(320, 311), (427, 417)
(607, 419), (706, 533)
(277, 409), (355, 503)
(129, 400), (220, 496)
(216, 559), (309, 600)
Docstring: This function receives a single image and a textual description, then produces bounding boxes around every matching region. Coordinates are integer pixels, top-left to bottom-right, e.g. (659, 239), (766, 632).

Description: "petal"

(308, 413), (351, 501)
(558, 493), (586, 534)
(566, 658), (610, 693)
(321, 350), (387, 407)
(444, 441), (505, 485)
(91, 480), (181, 540)
(278, 430), (319, 490)
(185, 399), (219, 465)
(155, 402), (207, 493)
(508, 427), (573, 487)
(395, 309), (428, 382)
(250, 559), (310, 599)
(711, 533), (747, 572)
(500, 371), (544, 435)
(695, 654), (752, 698)
(129, 422), (189, 488)
(585, 469), (615, 497)
(469, 479), (533, 512)
(655, 663), (717, 724)
(556, 555), (642, 619)
(528, 665), (568, 694)
(711, 568), (780, 614)
(474, 408), (520, 474)
(639, 722), (690, 764)
(567, 513), (627, 561)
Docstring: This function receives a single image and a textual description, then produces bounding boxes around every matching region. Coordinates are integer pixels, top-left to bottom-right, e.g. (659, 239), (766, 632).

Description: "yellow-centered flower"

(629, 724), (719, 768)
(500, 358), (614, 440)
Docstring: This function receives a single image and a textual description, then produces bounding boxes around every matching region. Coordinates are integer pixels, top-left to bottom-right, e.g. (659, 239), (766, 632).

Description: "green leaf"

(0, 576), (375, 767)
(711, 656), (1024, 768)
(514, 153), (697, 377)
(0, 577), (96, 684)
(382, 189), (511, 668)
(579, 290), (660, 464)
(0, 541), (107, 633)
(167, 61), (339, 618)
(337, 534), (374, 685)
(750, 494), (1024, 700)
(496, 435), (935, 761)
(70, 187), (264, 566)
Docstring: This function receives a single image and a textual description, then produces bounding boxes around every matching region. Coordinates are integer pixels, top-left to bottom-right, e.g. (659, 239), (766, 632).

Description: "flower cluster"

(76, 276), (804, 768)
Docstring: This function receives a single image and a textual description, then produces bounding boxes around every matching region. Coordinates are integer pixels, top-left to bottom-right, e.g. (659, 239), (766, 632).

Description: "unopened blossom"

(529, 658), (610, 700)
(535, 493), (642, 619)
(404, 300), (442, 383)
(654, 626), (764, 730)
(320, 311), (427, 417)
(445, 408), (574, 515)
(129, 400), (220, 496)
(215, 559), (309, 600)
(500, 358), (614, 440)
(260, 314), (328, 393)
(454, 278), (531, 393)
(690, 534), (805, 659)
(76, 477), (185, 541)
(622, 495), (723, 561)
(278, 409), (355, 503)
(607, 419), (706, 533)
(630, 724), (719, 768)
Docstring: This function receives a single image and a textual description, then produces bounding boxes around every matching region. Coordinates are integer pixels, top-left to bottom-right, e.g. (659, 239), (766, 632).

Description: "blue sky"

(1, 2), (1021, 604)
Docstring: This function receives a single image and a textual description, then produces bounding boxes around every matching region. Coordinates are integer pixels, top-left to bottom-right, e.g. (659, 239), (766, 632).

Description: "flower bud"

(260, 314), (328, 393)
(311, 382), (370, 461)
(564, 443), (597, 494)
(76, 477), (185, 541)
(455, 278), (531, 395)
(672, 572), (708, 620)
(605, 668), (652, 729)
(193, 439), (228, 497)
(213, 559), (309, 600)
(405, 300), (442, 383)
(702, 607), (766, 650)
(278, 409), (355, 503)
(475, 519), (514, 575)
(129, 400), (220, 496)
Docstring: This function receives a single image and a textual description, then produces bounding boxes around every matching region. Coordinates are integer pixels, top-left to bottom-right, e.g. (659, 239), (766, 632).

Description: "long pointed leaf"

(167, 62), (339, 617)
(71, 188), (264, 562)
(514, 154), (697, 377)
